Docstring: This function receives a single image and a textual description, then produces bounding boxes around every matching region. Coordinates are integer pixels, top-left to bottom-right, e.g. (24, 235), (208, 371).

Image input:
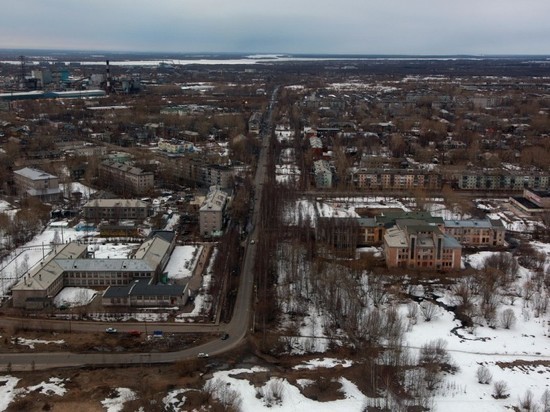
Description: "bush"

(476, 365), (492, 384)
(420, 301), (439, 322)
(518, 389), (535, 411)
(500, 308), (516, 329)
(492, 380), (509, 399)
(419, 339), (450, 366)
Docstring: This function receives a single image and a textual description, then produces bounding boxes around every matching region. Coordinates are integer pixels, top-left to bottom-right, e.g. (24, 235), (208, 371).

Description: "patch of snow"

(0, 376), (20, 411)
(164, 245), (202, 280)
(294, 358), (353, 370)
(12, 337), (65, 349)
(53, 287), (97, 307)
(101, 388), (136, 412)
(26, 377), (67, 396)
(163, 389), (189, 412)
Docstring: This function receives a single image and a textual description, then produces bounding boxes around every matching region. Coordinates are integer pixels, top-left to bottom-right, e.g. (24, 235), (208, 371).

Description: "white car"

(105, 327), (117, 334)
(198, 352), (209, 358)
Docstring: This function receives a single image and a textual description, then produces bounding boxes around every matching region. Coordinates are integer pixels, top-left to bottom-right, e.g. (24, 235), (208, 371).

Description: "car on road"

(221, 333), (229, 340)
(250, 240), (255, 244)
(198, 352), (209, 358)
(105, 327), (117, 334)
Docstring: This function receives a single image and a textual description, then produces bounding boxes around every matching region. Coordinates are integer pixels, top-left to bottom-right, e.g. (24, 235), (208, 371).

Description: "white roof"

(14, 167), (57, 181)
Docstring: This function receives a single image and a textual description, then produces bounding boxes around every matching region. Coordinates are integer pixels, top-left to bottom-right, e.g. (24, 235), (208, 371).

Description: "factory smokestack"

(106, 59), (111, 94)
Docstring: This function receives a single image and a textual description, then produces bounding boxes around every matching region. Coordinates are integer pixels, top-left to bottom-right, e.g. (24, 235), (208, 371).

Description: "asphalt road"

(0, 88), (278, 371)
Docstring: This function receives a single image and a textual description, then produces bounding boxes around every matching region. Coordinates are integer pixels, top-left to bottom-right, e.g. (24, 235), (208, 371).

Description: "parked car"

(127, 330), (141, 337)
(221, 333), (229, 340)
(105, 327), (117, 334)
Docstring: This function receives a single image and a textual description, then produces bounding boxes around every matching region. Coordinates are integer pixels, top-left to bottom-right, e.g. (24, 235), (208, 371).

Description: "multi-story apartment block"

(456, 171), (550, 191)
(313, 160), (333, 189)
(350, 168), (442, 191)
(99, 160), (154, 195)
(199, 186), (228, 237)
(158, 138), (194, 154)
(175, 157), (234, 189)
(82, 199), (150, 221)
(384, 219), (462, 270)
(13, 167), (62, 202)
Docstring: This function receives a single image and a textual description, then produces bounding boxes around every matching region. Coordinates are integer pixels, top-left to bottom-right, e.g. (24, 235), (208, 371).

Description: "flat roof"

(56, 258), (153, 272)
(384, 226), (408, 248)
(14, 167), (57, 181)
(511, 196), (542, 210)
(83, 198), (148, 208)
(443, 219), (494, 228)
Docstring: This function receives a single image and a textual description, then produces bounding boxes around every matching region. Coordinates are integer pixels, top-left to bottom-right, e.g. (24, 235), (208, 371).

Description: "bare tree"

(420, 301), (438, 322)
(452, 280), (475, 316)
(499, 308), (516, 329)
(540, 388), (550, 412)
(492, 381), (510, 399)
(518, 389), (535, 412)
(476, 365), (492, 384)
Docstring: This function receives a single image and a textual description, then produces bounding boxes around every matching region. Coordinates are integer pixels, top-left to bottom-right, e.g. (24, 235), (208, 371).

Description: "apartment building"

(13, 167), (62, 202)
(158, 138), (194, 154)
(83, 198), (150, 221)
(99, 160), (154, 195)
(175, 157), (234, 189)
(456, 172), (550, 191)
(199, 186), (229, 237)
(313, 160), (333, 189)
(350, 168), (442, 191)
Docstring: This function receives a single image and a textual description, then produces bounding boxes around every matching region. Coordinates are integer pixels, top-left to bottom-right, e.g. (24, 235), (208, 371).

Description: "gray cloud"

(1, 0), (549, 54)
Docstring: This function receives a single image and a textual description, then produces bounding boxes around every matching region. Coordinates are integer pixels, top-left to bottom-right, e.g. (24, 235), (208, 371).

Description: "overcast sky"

(2, 0), (549, 55)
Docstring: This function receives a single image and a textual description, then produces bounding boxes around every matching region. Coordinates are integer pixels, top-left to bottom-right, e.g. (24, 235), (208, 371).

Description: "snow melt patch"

(294, 358), (354, 370)
(207, 367), (366, 412)
(12, 337), (65, 349)
(26, 377), (67, 396)
(0, 376), (20, 411)
(101, 388), (136, 412)
(163, 389), (190, 412)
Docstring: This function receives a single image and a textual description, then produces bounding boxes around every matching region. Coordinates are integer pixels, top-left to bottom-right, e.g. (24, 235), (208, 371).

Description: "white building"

(199, 186), (228, 237)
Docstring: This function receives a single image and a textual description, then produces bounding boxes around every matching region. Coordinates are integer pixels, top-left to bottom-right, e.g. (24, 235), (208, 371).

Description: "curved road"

(0, 87), (278, 371)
